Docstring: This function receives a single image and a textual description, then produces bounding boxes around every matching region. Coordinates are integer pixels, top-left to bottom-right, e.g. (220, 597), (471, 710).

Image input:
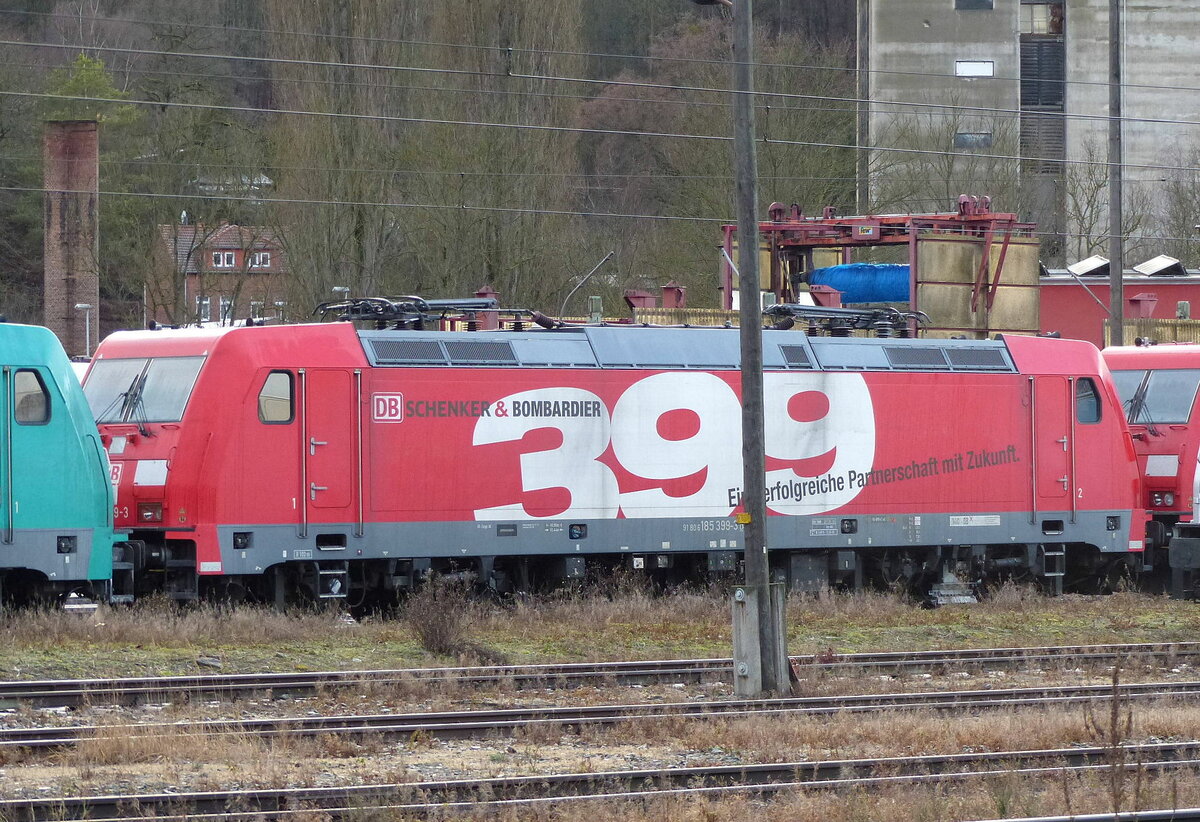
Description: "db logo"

(110, 463), (123, 486)
(372, 393), (405, 422)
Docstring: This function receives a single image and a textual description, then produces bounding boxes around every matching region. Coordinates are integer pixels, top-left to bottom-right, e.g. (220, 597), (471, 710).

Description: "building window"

(955, 60), (995, 78)
(13, 370), (49, 424)
(249, 251), (271, 268)
(212, 251), (234, 268)
(1021, 3), (1064, 35)
(196, 296), (211, 322)
(955, 0), (993, 9)
(250, 300), (265, 320)
(954, 132), (993, 149)
(220, 296), (233, 324)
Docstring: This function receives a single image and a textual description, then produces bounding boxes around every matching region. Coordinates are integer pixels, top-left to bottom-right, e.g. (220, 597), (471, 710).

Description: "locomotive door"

(300, 369), (360, 529)
(1032, 376), (1072, 507)
(0, 368), (10, 545)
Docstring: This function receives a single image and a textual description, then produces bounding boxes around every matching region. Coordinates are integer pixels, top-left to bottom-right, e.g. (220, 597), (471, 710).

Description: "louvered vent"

(1020, 37), (1065, 174)
(1020, 39), (1065, 107)
(444, 340), (518, 365)
(884, 347), (950, 369)
(370, 339), (445, 364)
(779, 345), (813, 369)
(946, 348), (1012, 370)
(1021, 109), (1065, 174)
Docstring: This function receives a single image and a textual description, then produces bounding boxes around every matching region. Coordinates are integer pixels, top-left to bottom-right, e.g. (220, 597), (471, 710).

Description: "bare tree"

(581, 17), (856, 306)
(1060, 137), (1151, 263)
(264, 0), (587, 312)
(867, 92), (1029, 217)
(401, 0), (587, 307)
(1156, 145), (1200, 268)
(264, 0), (423, 312)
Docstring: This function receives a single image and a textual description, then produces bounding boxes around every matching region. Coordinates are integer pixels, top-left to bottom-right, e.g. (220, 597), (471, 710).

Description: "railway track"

(0, 641), (1194, 709)
(4, 679), (1200, 750)
(2, 742), (1199, 821)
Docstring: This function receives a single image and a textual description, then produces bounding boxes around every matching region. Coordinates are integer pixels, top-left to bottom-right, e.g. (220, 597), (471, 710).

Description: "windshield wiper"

(120, 373), (152, 437)
(1124, 372), (1161, 437)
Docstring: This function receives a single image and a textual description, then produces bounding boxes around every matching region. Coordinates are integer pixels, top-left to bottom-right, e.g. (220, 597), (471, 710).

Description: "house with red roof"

(150, 222), (289, 326)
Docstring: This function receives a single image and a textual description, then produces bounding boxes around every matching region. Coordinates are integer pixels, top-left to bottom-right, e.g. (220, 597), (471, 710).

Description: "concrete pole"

(855, 0), (871, 215)
(1107, 0), (1124, 346)
(731, 0), (787, 696)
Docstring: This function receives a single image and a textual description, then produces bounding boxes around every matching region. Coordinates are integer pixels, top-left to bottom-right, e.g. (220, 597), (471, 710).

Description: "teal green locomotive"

(0, 323), (114, 605)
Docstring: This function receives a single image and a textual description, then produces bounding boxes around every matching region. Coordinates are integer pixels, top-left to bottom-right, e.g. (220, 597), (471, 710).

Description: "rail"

(3, 742), (1199, 821)
(4, 679), (1200, 751)
(0, 642), (1195, 708)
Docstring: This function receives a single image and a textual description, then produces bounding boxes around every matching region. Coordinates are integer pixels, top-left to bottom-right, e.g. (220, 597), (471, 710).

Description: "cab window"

(258, 371), (293, 423)
(1075, 377), (1100, 424)
(13, 370), (49, 424)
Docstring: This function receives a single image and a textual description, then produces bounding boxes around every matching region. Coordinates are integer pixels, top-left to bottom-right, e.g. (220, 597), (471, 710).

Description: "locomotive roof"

(0, 322), (76, 367)
(359, 325), (1027, 373)
(90, 322), (1112, 376)
(91, 323), (369, 368)
(0, 322), (88, 394)
(1103, 343), (1200, 369)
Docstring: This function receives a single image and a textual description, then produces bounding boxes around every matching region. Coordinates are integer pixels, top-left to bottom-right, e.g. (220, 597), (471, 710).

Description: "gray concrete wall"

(864, 0), (1200, 260)
(1064, 1), (1200, 258)
(866, 0), (1021, 212)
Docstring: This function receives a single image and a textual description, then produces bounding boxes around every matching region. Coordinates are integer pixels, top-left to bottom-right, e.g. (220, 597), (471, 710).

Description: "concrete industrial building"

(858, 0), (1200, 266)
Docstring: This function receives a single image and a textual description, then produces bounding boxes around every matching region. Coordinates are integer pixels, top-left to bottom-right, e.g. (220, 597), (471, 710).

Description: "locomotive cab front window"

(13, 370), (49, 424)
(84, 356), (205, 423)
(1110, 368), (1200, 425)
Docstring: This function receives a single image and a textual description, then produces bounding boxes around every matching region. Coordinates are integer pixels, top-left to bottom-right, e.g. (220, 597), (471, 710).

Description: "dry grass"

(0, 595), (359, 648)
(574, 698), (1200, 764)
(64, 724), (388, 770)
(1, 585), (1199, 682)
(7, 580), (1200, 816)
(378, 773), (1200, 822)
(6, 685), (1200, 818)
(401, 575), (509, 664)
(53, 723), (403, 791)
(6, 584), (1200, 819)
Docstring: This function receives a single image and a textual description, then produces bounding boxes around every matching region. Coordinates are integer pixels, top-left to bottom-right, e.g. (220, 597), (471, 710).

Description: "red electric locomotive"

(1103, 343), (1200, 594)
(82, 303), (1144, 605)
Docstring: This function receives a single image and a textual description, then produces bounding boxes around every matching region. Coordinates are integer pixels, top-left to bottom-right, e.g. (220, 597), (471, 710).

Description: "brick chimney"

(43, 120), (99, 357)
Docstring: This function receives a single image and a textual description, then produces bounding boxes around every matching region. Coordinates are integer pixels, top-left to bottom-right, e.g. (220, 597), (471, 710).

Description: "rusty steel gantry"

(720, 196), (1039, 336)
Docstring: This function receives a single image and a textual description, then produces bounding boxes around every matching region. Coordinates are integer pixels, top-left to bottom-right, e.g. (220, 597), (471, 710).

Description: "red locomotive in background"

(1104, 342), (1200, 596)
(81, 300), (1144, 606)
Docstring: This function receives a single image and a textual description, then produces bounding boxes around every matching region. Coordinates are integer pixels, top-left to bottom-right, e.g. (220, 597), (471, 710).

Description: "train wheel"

(60, 587), (100, 614)
(209, 578), (249, 605)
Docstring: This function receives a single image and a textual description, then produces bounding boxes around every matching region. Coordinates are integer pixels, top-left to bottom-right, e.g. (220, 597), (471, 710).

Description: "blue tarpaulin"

(808, 263), (910, 304)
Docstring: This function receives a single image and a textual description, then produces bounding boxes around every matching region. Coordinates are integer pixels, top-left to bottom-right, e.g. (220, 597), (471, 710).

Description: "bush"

(403, 575), (477, 658)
